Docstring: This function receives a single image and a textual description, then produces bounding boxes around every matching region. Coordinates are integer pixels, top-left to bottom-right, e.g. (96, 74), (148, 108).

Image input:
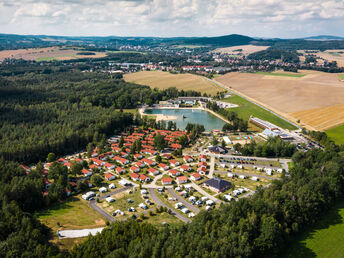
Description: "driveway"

(148, 188), (191, 223)
(167, 188), (200, 213)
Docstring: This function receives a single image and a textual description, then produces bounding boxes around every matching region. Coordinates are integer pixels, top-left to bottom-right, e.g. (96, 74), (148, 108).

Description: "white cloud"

(1, 0), (344, 37)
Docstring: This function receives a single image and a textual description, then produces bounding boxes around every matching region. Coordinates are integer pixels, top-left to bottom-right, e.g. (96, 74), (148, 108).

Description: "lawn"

(36, 197), (105, 251)
(124, 71), (223, 96)
(101, 188), (152, 217)
(326, 124), (344, 145)
(36, 197), (105, 231)
(284, 199), (344, 258)
(36, 56), (59, 62)
(338, 74), (344, 80)
(143, 211), (182, 226)
(255, 71), (306, 77)
(223, 94), (297, 130)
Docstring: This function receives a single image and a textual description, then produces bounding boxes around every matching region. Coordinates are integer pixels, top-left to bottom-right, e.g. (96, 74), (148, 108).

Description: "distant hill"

(303, 35), (344, 41)
(183, 34), (257, 47)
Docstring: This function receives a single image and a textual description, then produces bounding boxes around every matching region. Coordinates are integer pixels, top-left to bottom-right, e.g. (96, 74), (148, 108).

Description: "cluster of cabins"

(19, 128), (211, 197)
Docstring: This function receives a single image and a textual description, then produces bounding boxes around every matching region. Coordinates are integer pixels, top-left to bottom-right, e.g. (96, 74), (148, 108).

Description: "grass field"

(223, 95), (297, 130)
(339, 74), (344, 81)
(124, 71), (223, 96)
(285, 199), (344, 258)
(36, 197), (105, 250)
(37, 197), (105, 231)
(255, 71), (306, 77)
(326, 124), (344, 145)
(36, 56), (60, 62)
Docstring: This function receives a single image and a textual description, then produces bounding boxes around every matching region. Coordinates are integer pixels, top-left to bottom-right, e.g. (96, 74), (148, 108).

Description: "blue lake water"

(144, 109), (226, 131)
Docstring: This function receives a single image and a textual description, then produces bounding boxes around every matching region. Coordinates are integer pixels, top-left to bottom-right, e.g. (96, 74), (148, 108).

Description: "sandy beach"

(155, 114), (177, 121)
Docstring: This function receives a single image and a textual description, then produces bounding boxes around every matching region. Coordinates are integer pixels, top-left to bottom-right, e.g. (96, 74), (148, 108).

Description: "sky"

(0, 0), (344, 38)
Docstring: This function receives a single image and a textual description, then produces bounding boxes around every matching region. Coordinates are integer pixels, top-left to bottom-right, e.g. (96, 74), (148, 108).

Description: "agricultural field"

(36, 197), (105, 250)
(326, 124), (344, 145)
(212, 44), (269, 55)
(222, 95), (297, 130)
(0, 46), (107, 61)
(124, 71), (222, 96)
(291, 104), (344, 131)
(285, 199), (344, 258)
(298, 50), (344, 67)
(254, 71), (306, 77)
(215, 70), (344, 131)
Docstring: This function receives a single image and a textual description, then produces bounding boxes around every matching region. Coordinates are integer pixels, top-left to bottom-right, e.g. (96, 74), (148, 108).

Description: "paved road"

(148, 188), (191, 223)
(90, 200), (115, 222)
(190, 182), (223, 204)
(208, 155), (215, 178)
(167, 188), (200, 213)
(208, 78), (301, 130)
(215, 170), (281, 180)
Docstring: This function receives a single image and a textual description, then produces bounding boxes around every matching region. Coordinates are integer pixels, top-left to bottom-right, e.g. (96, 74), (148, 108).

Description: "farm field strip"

(290, 104), (344, 131)
(0, 46), (107, 61)
(124, 71), (223, 96)
(254, 71), (306, 77)
(211, 44), (269, 55)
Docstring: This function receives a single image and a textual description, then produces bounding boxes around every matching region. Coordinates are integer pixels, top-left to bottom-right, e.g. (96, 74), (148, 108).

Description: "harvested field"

(124, 71), (223, 96)
(0, 46), (107, 61)
(290, 104), (344, 131)
(212, 44), (269, 55)
(215, 70), (344, 130)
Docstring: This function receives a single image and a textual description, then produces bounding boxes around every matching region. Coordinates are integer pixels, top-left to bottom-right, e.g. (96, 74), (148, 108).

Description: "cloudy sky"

(1, 0), (344, 38)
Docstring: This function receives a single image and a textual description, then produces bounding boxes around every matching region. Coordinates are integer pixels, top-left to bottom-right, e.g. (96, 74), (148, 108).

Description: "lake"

(144, 108), (226, 131)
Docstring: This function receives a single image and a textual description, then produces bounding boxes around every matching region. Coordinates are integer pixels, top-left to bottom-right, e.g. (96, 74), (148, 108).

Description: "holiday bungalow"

(162, 177), (173, 185)
(177, 176), (188, 184)
(105, 173), (116, 181)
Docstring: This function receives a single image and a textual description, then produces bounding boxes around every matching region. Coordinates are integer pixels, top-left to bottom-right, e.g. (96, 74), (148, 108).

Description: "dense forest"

(0, 70), (200, 163)
(248, 49), (300, 63)
(70, 144), (344, 257)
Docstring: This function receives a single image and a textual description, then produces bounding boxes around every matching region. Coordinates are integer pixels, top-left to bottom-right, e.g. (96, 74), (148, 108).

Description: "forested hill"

(183, 34), (257, 46)
(0, 69), (200, 163)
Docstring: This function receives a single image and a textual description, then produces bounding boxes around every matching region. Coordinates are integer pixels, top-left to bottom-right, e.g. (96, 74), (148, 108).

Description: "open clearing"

(36, 197), (105, 250)
(124, 71), (223, 96)
(215, 70), (344, 130)
(326, 124), (344, 145)
(212, 44), (269, 55)
(0, 46), (107, 61)
(285, 199), (344, 258)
